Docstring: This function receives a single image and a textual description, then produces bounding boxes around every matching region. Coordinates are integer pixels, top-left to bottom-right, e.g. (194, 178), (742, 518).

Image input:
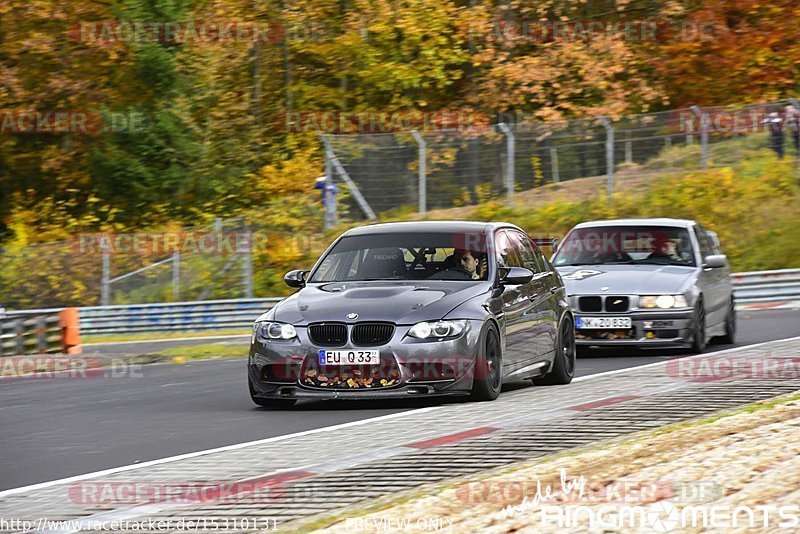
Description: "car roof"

(572, 218), (696, 229)
(342, 220), (520, 236)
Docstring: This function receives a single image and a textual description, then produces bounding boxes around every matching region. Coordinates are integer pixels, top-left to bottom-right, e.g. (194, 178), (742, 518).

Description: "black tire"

(470, 323), (503, 401)
(534, 317), (576, 386)
(691, 300), (707, 353)
(716, 299), (737, 345)
(249, 377), (296, 408)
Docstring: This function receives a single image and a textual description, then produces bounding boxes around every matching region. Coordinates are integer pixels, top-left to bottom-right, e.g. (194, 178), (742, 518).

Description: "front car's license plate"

(576, 317), (632, 329)
(318, 349), (380, 365)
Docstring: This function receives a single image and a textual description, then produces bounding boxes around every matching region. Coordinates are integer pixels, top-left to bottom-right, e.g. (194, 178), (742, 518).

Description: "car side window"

(525, 235), (549, 274)
(494, 231), (523, 269)
(694, 226), (714, 258)
(508, 230), (541, 273)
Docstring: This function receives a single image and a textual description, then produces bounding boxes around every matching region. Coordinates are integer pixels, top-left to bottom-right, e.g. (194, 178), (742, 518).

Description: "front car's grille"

(308, 323), (347, 346)
(604, 296), (629, 313)
(579, 296), (602, 312)
(351, 322), (395, 346)
(301, 356), (401, 389)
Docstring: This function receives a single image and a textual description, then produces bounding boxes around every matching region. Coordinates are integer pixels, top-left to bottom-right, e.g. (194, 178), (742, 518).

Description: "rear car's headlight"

(255, 321), (297, 340)
(407, 320), (467, 339)
(639, 295), (689, 309)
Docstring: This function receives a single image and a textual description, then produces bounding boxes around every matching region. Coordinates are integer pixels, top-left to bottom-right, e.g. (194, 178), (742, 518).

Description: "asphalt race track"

(1, 308), (798, 491)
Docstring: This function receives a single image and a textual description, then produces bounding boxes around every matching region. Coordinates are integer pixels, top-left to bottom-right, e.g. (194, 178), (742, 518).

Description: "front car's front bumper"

(248, 319), (484, 400)
(573, 308), (696, 348)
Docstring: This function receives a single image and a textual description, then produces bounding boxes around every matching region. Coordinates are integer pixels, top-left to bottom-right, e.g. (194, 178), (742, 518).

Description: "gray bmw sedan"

(248, 221), (574, 407)
(552, 218), (736, 352)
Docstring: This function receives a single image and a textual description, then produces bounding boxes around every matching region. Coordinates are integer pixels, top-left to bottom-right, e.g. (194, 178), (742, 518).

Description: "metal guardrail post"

(691, 105), (709, 168)
(241, 231), (254, 299)
(410, 130), (427, 216)
(101, 239), (110, 307)
(497, 123), (515, 205)
(172, 251), (180, 301)
(599, 117), (614, 196)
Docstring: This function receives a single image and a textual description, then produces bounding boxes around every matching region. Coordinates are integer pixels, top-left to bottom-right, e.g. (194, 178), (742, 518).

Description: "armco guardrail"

(4, 269), (797, 336)
(7, 298), (282, 336)
(731, 268), (800, 303)
(0, 309), (81, 356)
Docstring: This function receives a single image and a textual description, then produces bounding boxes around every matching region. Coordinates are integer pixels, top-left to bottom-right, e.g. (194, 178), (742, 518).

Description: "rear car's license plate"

(576, 317), (632, 329)
(318, 349), (380, 365)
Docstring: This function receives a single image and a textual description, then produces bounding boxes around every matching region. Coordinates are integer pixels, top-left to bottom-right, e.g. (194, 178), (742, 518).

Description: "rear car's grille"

(604, 296), (629, 312)
(576, 328), (636, 340)
(301, 356), (401, 389)
(308, 323), (347, 346)
(579, 296), (602, 312)
(351, 322), (395, 346)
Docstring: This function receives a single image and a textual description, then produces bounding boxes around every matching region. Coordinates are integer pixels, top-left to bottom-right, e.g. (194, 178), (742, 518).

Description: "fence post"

(101, 239), (110, 306)
(691, 105), (709, 168)
(665, 136), (672, 169)
(323, 149), (332, 230)
(550, 147), (559, 183)
(625, 131), (632, 164)
(599, 117), (615, 196)
(497, 123), (515, 205)
(410, 130), (427, 216)
(172, 251), (180, 301)
(319, 135), (377, 221)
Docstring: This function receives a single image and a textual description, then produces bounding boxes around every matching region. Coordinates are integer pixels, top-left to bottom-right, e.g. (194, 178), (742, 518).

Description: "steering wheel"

(428, 267), (473, 280)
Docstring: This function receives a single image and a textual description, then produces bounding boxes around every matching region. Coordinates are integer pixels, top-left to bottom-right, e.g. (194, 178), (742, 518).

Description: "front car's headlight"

(639, 295), (689, 309)
(255, 321), (297, 340)
(407, 320), (467, 340)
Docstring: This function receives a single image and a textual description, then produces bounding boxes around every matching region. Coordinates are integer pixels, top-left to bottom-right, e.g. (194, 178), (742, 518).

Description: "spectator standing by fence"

(764, 112), (784, 159)
(785, 105), (800, 154)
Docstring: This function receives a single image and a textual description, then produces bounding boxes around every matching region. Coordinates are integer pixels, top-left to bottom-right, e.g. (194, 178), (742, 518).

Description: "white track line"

(2, 334), (798, 498)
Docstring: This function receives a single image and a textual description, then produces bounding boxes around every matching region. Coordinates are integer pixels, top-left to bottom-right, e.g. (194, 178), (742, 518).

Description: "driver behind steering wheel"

(454, 248), (483, 280)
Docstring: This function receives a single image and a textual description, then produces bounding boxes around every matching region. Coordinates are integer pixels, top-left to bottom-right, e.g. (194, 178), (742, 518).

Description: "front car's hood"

(271, 281), (489, 325)
(555, 264), (696, 295)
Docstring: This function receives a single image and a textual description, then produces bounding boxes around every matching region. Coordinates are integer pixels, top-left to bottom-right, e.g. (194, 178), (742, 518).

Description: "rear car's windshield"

(552, 225), (696, 267)
(309, 232), (490, 282)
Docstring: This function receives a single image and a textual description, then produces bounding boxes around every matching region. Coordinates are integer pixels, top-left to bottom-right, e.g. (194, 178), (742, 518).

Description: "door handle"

(550, 287), (558, 294)
(528, 293), (538, 301)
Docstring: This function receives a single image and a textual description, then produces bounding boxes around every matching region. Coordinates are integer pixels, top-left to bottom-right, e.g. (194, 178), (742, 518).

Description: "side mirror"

(284, 269), (309, 288)
(500, 266), (534, 285)
(703, 254), (727, 269)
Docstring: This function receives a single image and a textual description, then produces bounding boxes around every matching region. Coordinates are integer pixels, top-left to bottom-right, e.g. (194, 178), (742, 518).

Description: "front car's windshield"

(309, 232), (490, 282)
(552, 225), (696, 267)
